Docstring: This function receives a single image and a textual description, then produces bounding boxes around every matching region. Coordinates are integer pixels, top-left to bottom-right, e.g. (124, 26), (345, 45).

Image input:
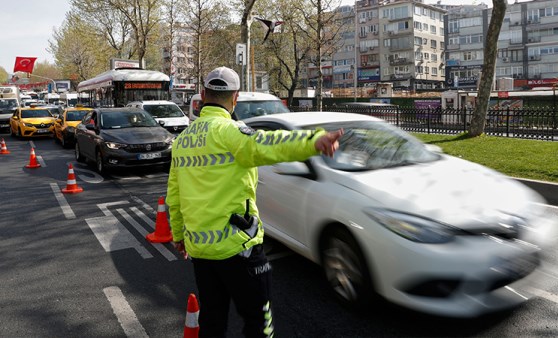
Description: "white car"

(189, 91), (290, 121)
(245, 112), (557, 318)
(127, 100), (189, 133)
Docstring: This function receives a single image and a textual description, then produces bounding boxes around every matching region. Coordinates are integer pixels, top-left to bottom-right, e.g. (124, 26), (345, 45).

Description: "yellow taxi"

(54, 105), (93, 148)
(9, 105), (56, 138)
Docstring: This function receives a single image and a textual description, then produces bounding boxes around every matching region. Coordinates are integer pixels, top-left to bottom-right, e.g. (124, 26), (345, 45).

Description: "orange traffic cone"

(183, 293), (200, 338)
(0, 139), (10, 154)
(61, 164), (84, 194)
(25, 148), (41, 168)
(146, 196), (173, 243)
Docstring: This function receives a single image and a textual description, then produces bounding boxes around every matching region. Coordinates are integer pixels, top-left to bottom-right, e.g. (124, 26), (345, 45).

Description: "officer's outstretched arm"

(224, 123), (328, 167)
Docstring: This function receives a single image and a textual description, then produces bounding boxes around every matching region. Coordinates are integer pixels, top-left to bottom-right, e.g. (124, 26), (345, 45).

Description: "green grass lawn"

(412, 133), (558, 184)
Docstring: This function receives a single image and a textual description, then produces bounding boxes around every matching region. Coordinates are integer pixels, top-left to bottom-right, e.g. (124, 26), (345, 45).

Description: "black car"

(74, 107), (175, 174)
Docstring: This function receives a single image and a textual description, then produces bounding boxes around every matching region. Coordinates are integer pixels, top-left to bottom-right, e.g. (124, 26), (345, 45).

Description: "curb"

(515, 178), (558, 206)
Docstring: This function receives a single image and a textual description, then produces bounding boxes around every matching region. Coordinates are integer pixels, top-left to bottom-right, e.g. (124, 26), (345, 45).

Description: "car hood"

(101, 127), (172, 143)
(332, 155), (544, 228)
(155, 117), (189, 126)
(21, 117), (56, 124)
(65, 121), (82, 128)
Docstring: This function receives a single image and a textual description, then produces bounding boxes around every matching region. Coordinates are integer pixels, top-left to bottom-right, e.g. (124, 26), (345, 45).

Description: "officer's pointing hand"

(315, 129), (344, 157)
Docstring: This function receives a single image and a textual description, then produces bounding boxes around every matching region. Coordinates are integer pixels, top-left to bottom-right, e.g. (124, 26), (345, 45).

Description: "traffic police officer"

(167, 66), (343, 338)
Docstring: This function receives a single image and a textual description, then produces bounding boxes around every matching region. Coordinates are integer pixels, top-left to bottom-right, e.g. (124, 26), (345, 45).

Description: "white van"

(189, 92), (290, 121)
(126, 100), (189, 133)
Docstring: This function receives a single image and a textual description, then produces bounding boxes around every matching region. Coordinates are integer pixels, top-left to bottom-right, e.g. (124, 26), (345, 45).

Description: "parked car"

(9, 106), (56, 138)
(0, 98), (20, 133)
(54, 105), (93, 148)
(126, 100), (189, 134)
(189, 91), (290, 121)
(244, 111), (556, 318)
(74, 107), (174, 174)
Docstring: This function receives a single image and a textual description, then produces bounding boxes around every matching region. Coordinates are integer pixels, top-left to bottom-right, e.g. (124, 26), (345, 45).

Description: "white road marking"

(131, 206), (157, 230)
(103, 286), (149, 338)
(526, 287), (558, 304)
(36, 155), (46, 167)
(117, 208), (177, 261)
(86, 214), (152, 259)
(98, 201), (129, 216)
(49, 183), (76, 219)
(131, 196), (157, 216)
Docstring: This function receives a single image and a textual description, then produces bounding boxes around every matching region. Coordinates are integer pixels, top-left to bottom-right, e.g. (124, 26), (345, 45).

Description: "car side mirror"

(273, 162), (310, 176)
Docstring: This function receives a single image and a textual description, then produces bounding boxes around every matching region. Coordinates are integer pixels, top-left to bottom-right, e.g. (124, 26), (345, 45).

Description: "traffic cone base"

(146, 196), (172, 243)
(25, 148), (41, 168)
(183, 293), (200, 338)
(0, 139), (10, 154)
(61, 164), (84, 194)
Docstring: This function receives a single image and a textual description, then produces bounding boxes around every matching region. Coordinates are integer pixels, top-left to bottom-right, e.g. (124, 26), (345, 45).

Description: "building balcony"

(389, 57), (412, 66)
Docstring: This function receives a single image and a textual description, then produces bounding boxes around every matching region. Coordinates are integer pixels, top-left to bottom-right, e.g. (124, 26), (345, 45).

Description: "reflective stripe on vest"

(172, 152), (234, 168)
(186, 225), (240, 244)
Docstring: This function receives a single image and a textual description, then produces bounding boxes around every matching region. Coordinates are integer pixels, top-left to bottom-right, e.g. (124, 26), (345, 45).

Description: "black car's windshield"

(234, 100), (290, 120)
(101, 111), (159, 129)
(143, 104), (184, 118)
(66, 110), (89, 121)
(305, 120), (441, 171)
(21, 109), (52, 118)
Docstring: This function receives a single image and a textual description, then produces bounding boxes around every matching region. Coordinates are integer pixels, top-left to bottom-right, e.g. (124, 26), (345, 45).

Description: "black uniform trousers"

(191, 244), (273, 338)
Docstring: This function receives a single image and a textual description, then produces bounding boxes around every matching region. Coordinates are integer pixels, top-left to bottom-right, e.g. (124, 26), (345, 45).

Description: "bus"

(60, 92), (79, 107)
(77, 68), (170, 107)
(170, 83), (196, 108)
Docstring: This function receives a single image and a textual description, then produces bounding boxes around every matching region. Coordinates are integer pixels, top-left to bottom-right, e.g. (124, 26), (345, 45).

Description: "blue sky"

(0, 0), (526, 74)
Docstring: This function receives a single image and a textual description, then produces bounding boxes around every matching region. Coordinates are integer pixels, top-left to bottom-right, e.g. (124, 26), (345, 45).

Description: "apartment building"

(445, 0), (558, 90)
(318, 0), (446, 93)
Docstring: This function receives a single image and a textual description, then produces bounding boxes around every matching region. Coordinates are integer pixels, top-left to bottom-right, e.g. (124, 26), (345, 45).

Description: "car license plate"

(138, 152), (161, 160)
(36, 129), (50, 134)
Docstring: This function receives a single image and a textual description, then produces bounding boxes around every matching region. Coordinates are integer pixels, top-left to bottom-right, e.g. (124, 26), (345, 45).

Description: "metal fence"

(289, 105), (558, 141)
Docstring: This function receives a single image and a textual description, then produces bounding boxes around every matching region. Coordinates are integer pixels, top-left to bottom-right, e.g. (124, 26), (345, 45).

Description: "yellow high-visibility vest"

(166, 105), (326, 260)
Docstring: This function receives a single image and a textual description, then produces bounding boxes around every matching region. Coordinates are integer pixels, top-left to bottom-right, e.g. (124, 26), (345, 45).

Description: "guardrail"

(289, 106), (558, 141)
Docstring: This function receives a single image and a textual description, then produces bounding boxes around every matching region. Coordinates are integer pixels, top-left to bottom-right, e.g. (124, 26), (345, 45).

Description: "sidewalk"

(515, 178), (558, 206)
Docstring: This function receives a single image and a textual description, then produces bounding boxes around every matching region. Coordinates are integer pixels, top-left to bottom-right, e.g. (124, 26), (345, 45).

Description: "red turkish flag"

(13, 57), (37, 73)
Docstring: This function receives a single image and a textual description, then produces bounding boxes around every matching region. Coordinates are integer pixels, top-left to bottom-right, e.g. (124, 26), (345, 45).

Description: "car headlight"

(165, 136), (176, 145)
(365, 208), (459, 244)
(105, 142), (127, 149)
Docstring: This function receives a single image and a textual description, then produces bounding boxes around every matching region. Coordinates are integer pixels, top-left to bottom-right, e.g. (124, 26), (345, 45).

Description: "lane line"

(36, 155), (46, 167)
(117, 208), (177, 261)
(526, 287), (558, 305)
(103, 286), (149, 338)
(49, 183), (76, 219)
(98, 201), (129, 216)
(131, 206), (157, 230)
(131, 196), (157, 216)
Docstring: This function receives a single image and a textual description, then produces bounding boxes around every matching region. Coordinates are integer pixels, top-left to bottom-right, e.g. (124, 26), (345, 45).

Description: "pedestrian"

(166, 66), (343, 338)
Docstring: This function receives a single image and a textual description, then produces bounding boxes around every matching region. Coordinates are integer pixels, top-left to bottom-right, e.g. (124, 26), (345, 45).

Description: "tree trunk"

(469, 0), (507, 136)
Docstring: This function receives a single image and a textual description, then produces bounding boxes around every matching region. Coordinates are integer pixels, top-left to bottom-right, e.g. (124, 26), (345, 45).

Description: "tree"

(469, 0), (507, 137)
(0, 67), (8, 84)
(254, 0), (312, 105)
(296, 0), (343, 110)
(48, 13), (108, 85)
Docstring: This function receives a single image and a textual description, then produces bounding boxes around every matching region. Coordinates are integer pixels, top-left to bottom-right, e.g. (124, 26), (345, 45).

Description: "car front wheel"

(96, 150), (106, 174)
(75, 142), (85, 163)
(321, 227), (374, 310)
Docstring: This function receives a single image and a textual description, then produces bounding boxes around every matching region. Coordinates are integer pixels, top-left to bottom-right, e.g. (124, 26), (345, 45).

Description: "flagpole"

(27, 74), (58, 93)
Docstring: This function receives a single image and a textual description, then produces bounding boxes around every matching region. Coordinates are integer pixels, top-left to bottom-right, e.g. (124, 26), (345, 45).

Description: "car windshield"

(101, 111), (158, 129)
(305, 120), (441, 171)
(233, 100), (290, 120)
(142, 104), (184, 118)
(66, 110), (89, 121)
(0, 99), (18, 109)
(21, 109), (52, 118)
